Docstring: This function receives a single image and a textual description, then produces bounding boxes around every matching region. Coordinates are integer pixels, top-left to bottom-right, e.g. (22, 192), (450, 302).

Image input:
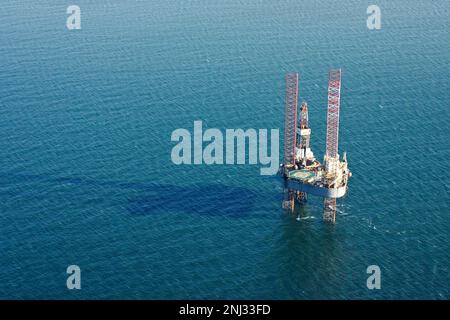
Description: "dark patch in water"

(0, 172), (279, 218)
(127, 184), (259, 217)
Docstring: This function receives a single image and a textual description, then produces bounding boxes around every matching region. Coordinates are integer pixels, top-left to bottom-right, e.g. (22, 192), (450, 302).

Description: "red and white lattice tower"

(323, 69), (342, 222)
(325, 69), (342, 175)
(282, 73), (299, 211)
(283, 73), (299, 166)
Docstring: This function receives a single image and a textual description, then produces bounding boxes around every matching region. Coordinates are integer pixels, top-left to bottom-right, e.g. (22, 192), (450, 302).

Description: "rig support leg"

(283, 189), (295, 213)
(296, 192), (307, 204)
(323, 198), (336, 223)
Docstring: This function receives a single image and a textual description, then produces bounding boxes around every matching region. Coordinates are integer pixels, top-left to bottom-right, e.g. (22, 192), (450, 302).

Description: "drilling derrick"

(299, 102), (309, 147)
(296, 102), (314, 167)
(281, 69), (351, 223)
(295, 102), (312, 203)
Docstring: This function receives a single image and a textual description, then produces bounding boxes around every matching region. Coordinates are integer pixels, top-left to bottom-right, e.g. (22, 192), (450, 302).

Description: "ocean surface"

(0, 0), (449, 299)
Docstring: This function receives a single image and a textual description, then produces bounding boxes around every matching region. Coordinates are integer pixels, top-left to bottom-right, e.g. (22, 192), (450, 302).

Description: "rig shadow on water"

(0, 172), (282, 218)
(126, 184), (262, 217)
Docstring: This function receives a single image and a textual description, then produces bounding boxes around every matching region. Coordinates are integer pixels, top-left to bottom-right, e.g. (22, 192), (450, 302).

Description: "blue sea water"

(0, 0), (449, 299)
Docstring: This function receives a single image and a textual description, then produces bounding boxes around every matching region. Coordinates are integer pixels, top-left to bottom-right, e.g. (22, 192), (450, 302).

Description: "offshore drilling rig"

(281, 69), (351, 223)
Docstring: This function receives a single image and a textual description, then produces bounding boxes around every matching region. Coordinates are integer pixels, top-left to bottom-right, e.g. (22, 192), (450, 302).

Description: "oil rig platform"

(281, 69), (351, 223)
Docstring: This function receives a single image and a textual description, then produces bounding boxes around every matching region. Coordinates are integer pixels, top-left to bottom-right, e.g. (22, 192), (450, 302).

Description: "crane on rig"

(281, 69), (351, 223)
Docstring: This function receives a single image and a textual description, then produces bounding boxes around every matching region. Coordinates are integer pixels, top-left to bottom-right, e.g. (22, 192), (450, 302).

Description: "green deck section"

(287, 169), (316, 181)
